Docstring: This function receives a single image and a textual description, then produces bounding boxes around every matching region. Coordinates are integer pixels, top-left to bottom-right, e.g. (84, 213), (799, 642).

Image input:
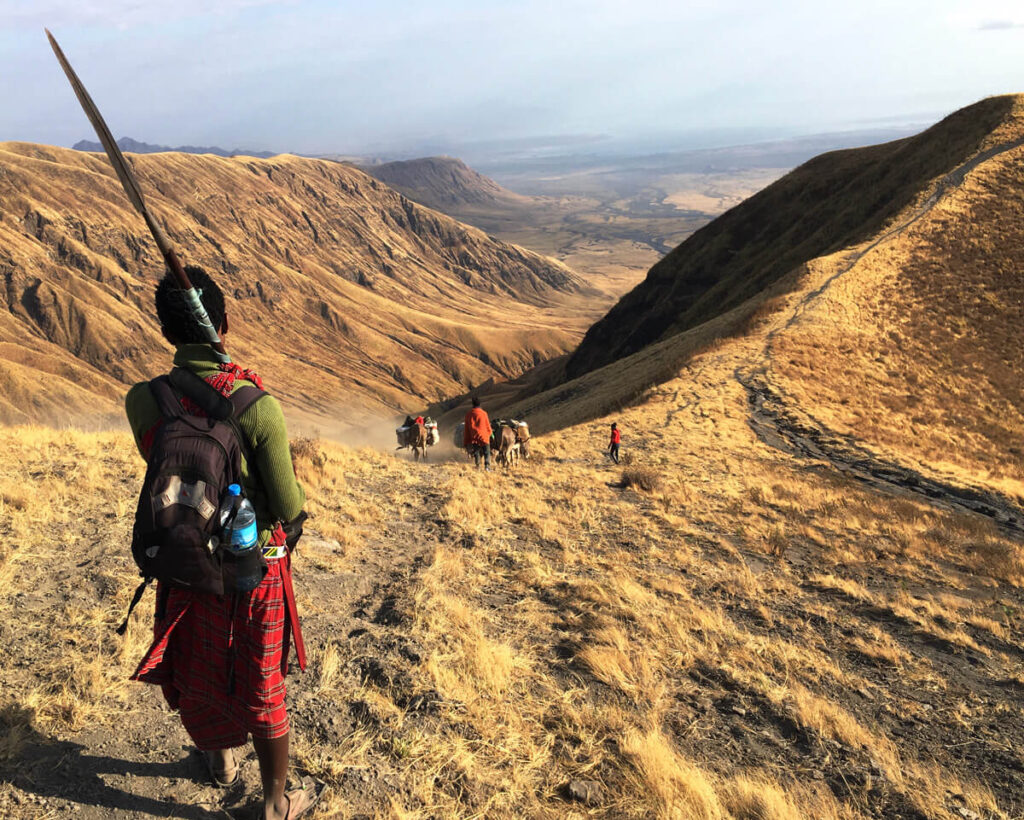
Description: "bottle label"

(230, 521), (259, 550)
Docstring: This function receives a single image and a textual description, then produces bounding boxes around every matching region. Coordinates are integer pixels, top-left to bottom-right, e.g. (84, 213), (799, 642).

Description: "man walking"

(125, 266), (322, 819)
(608, 422), (621, 464)
(463, 396), (493, 470)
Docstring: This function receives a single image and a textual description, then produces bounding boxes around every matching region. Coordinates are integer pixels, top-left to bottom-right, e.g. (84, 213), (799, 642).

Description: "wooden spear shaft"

(46, 29), (230, 363)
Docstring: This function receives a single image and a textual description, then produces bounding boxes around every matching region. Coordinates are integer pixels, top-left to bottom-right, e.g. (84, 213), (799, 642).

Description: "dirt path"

(0, 455), (443, 819)
(736, 136), (1024, 536)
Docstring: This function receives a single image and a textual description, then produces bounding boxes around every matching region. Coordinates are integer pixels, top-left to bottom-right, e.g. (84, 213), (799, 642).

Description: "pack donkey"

(396, 422), (429, 461)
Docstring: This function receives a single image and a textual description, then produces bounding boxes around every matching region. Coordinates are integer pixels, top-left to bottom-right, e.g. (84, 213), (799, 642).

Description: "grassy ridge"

(567, 95), (1019, 379)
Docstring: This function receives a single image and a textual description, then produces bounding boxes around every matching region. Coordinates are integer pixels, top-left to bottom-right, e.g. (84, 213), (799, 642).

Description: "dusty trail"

(736, 135), (1024, 536)
(0, 448), (444, 819)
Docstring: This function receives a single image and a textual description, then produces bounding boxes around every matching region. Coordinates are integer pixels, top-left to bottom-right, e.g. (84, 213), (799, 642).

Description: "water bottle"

(219, 483), (263, 591)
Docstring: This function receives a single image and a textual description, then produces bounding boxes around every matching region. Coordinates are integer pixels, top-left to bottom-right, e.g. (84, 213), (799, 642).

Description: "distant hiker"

(463, 396), (493, 470)
(609, 422), (621, 464)
(124, 267), (322, 820)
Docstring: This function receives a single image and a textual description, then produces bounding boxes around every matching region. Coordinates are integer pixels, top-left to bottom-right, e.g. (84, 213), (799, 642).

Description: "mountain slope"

(480, 97), (1024, 501)
(362, 156), (529, 210)
(566, 95), (1019, 379)
(764, 102), (1024, 499)
(0, 143), (591, 426)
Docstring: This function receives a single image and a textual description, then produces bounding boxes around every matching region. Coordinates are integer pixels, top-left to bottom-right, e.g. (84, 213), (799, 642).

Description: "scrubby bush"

(291, 436), (327, 474)
(621, 465), (661, 492)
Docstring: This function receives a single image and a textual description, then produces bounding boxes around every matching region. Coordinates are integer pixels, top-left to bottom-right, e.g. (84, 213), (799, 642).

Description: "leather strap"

(280, 553), (306, 672)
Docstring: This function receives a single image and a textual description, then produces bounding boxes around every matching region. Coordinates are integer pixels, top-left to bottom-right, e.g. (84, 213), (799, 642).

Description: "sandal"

(280, 775), (326, 819)
(203, 748), (239, 787)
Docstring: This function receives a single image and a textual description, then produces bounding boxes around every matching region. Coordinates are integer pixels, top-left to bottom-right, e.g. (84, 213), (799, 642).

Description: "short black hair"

(155, 265), (226, 344)
(611, 422), (617, 428)
(471, 396), (481, 408)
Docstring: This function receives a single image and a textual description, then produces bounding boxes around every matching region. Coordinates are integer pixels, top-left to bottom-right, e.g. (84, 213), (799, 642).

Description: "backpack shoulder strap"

(225, 385), (268, 476)
(228, 385), (267, 419)
(149, 376), (184, 420)
(168, 367), (234, 420)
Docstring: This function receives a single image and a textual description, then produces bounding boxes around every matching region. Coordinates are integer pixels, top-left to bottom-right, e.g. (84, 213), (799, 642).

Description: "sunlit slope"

(484, 96), (1024, 512)
(0, 143), (591, 425)
(567, 95), (1020, 379)
(766, 101), (1024, 498)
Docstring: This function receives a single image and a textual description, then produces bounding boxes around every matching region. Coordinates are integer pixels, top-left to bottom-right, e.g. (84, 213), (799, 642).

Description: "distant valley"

(359, 126), (921, 303)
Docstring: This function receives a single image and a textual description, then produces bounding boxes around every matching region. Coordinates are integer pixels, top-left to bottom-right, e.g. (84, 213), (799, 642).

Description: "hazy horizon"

(68, 119), (931, 166)
(2, 0), (1022, 158)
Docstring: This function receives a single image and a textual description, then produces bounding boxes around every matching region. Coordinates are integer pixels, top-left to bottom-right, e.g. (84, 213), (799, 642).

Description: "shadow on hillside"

(567, 95), (1020, 379)
(0, 704), (234, 819)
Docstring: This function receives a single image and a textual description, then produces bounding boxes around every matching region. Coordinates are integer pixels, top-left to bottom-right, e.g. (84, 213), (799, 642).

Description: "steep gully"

(736, 135), (1024, 536)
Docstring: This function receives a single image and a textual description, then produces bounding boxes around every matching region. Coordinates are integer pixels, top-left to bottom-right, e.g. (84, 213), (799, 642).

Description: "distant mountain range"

(72, 136), (277, 159)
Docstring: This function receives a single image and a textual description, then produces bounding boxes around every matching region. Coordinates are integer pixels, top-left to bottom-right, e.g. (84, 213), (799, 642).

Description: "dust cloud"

(288, 407), (470, 464)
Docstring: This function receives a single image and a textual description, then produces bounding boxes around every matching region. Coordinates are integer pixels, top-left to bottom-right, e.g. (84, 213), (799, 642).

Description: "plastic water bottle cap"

(227, 484), (241, 496)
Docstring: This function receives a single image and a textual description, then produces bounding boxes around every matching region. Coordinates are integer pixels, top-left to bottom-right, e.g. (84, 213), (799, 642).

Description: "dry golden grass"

(4, 338), (1023, 819)
(0, 427), (151, 742)
(620, 464), (662, 492)
(769, 100), (1024, 509)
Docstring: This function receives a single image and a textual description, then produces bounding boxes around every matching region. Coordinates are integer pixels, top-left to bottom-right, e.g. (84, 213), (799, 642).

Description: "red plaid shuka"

(131, 557), (295, 747)
(140, 362), (266, 455)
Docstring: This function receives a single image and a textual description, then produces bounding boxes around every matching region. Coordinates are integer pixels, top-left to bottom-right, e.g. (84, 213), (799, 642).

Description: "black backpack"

(118, 367), (266, 632)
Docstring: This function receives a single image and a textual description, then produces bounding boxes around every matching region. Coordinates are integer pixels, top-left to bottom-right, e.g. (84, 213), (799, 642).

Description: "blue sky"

(2, 0), (1023, 155)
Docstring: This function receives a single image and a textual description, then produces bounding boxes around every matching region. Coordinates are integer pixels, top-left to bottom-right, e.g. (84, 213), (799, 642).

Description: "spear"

(45, 29), (230, 363)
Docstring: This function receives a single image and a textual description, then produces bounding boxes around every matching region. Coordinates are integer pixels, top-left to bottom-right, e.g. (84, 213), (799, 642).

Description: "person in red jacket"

(463, 397), (493, 470)
(608, 422), (621, 464)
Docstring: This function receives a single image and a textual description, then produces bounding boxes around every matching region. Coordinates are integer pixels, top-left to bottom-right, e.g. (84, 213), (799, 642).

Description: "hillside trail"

(737, 133), (1024, 535)
(0, 452), (445, 819)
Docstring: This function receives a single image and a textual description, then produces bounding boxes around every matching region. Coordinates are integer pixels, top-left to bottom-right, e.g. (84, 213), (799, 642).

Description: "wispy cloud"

(978, 19), (1024, 30)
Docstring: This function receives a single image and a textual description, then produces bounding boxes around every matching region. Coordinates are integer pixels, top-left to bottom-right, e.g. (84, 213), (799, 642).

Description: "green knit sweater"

(125, 344), (305, 548)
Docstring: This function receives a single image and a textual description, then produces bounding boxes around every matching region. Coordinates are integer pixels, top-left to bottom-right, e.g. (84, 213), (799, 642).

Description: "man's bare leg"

(253, 734), (289, 819)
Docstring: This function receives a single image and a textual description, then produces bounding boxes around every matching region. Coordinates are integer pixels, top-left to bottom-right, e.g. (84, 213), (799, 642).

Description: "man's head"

(611, 422), (617, 430)
(471, 396), (481, 408)
(155, 265), (228, 345)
